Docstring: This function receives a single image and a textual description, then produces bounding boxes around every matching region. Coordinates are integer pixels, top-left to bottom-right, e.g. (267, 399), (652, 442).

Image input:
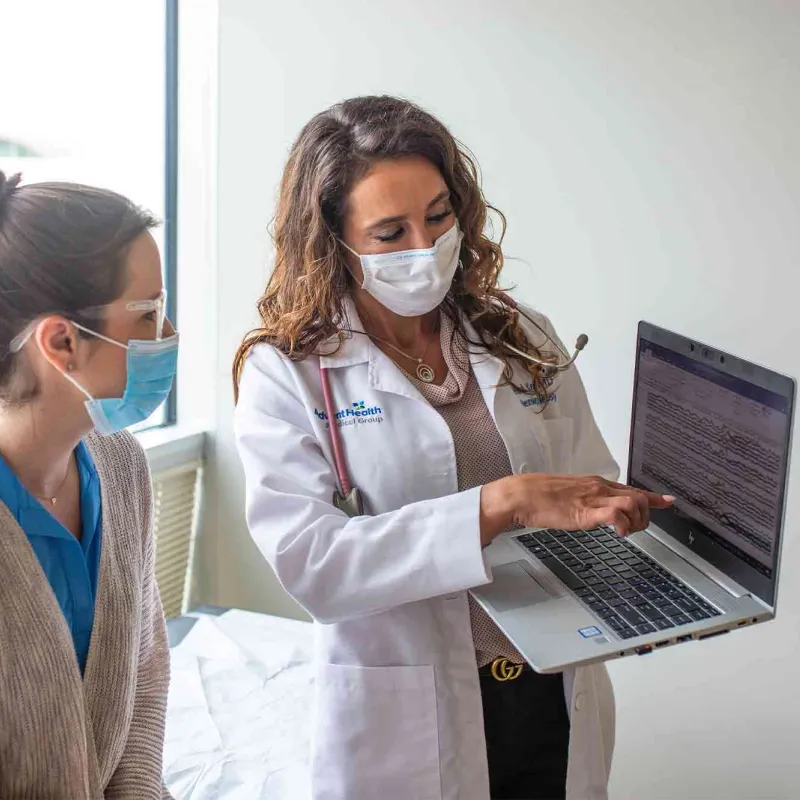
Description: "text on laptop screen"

(629, 338), (792, 580)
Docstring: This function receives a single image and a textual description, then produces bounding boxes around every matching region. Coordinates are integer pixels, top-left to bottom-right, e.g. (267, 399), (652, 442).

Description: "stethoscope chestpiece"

(333, 487), (365, 518)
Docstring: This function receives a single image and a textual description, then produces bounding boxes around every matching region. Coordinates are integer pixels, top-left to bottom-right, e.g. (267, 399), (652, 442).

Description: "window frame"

(162, 0), (179, 427)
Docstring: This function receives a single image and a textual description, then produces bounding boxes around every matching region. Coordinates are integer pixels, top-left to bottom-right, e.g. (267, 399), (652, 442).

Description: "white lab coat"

(234, 299), (620, 800)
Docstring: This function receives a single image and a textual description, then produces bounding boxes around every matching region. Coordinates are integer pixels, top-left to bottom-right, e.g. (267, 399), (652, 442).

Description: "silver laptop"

(471, 321), (795, 673)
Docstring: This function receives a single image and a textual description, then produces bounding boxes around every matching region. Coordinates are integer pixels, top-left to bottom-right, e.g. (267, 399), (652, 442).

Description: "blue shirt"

(0, 442), (102, 673)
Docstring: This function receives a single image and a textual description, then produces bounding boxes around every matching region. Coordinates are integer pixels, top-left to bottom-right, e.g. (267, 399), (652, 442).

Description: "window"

(0, 139), (39, 157)
(0, 0), (178, 430)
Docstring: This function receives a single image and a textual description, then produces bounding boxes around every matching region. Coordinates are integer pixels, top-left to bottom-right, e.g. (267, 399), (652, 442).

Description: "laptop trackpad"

(480, 561), (553, 613)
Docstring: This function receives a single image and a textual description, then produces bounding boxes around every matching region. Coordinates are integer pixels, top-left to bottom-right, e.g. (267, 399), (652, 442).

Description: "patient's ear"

(33, 317), (81, 374)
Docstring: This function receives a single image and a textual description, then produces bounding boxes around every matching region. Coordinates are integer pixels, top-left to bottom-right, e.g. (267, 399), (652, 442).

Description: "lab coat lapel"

(462, 314), (505, 419)
(323, 297), (428, 404)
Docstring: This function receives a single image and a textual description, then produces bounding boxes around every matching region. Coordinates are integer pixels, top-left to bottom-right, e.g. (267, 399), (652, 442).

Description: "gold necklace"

(33, 465), (71, 507)
(345, 328), (438, 383)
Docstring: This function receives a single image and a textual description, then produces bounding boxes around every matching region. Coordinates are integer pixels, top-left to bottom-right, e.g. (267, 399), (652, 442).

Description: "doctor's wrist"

(479, 478), (519, 547)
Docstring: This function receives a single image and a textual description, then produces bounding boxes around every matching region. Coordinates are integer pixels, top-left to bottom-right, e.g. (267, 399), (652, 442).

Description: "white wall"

(202, 1), (800, 797)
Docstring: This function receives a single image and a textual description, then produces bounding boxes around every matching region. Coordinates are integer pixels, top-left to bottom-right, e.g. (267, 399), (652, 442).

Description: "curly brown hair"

(232, 95), (554, 401)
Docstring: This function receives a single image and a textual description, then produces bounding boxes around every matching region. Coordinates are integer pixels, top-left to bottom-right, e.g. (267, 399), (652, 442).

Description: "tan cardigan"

(0, 431), (172, 799)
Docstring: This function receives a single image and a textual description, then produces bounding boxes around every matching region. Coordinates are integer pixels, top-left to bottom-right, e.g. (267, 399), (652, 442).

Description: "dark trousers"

(480, 665), (570, 800)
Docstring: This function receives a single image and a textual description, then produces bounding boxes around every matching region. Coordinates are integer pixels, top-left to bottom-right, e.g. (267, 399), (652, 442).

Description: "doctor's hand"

(479, 473), (674, 547)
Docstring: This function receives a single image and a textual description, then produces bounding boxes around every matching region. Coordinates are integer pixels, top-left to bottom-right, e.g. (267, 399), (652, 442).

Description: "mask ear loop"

(59, 364), (95, 401)
(9, 318), (99, 400)
(336, 238), (369, 294)
(339, 239), (361, 259)
(69, 321), (129, 352)
(7, 290), (159, 355)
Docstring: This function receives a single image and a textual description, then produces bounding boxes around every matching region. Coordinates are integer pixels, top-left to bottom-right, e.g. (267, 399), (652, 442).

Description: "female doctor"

(234, 96), (671, 800)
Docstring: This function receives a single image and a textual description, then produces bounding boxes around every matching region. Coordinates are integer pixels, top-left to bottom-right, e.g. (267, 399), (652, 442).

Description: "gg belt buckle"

(490, 657), (524, 682)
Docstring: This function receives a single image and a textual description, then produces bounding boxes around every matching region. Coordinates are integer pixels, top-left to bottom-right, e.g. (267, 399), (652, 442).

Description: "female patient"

(0, 171), (175, 799)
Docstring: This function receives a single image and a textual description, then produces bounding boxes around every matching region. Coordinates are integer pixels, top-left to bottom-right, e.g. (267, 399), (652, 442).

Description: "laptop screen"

(628, 322), (795, 607)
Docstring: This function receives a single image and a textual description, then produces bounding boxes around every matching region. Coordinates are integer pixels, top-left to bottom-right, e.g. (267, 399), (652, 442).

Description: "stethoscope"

(320, 293), (589, 517)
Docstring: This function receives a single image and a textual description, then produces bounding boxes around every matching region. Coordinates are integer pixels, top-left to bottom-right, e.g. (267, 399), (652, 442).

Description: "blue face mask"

(62, 326), (179, 436)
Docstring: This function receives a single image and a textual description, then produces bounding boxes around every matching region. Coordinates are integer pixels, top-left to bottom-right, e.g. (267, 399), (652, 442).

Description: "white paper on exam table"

(164, 609), (314, 800)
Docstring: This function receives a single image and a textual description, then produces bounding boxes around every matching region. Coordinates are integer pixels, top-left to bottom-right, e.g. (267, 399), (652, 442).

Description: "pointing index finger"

(608, 481), (675, 508)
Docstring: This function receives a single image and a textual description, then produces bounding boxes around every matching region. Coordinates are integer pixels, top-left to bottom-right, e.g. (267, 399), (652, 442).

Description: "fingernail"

(663, 495), (675, 502)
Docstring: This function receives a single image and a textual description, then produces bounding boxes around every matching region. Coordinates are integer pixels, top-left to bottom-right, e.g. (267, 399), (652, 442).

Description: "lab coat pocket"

(539, 417), (575, 474)
(312, 663), (442, 800)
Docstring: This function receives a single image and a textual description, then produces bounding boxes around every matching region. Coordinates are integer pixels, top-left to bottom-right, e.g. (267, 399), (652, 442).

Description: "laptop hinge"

(643, 525), (750, 599)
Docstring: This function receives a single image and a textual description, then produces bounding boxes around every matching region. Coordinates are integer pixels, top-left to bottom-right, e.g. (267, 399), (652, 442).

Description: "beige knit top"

(406, 313), (527, 667)
(0, 430), (172, 800)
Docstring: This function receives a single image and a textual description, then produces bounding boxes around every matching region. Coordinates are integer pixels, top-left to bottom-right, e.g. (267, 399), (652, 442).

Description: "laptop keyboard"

(515, 526), (721, 640)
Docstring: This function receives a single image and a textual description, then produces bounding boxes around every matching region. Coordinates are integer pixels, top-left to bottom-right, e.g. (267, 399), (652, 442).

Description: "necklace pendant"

(50, 498), (58, 506)
(416, 363), (436, 384)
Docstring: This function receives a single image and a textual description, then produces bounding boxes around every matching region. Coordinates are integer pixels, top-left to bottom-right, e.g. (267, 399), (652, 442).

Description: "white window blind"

(152, 460), (202, 619)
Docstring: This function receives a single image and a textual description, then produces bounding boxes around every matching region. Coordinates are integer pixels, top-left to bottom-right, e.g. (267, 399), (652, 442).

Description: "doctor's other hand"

(479, 473), (674, 547)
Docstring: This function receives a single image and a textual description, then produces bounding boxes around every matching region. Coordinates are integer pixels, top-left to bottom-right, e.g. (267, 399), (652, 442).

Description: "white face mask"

(343, 223), (463, 317)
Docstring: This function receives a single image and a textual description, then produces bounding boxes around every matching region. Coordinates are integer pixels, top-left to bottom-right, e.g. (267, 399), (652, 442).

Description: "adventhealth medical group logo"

(314, 400), (385, 427)
(514, 377), (558, 408)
